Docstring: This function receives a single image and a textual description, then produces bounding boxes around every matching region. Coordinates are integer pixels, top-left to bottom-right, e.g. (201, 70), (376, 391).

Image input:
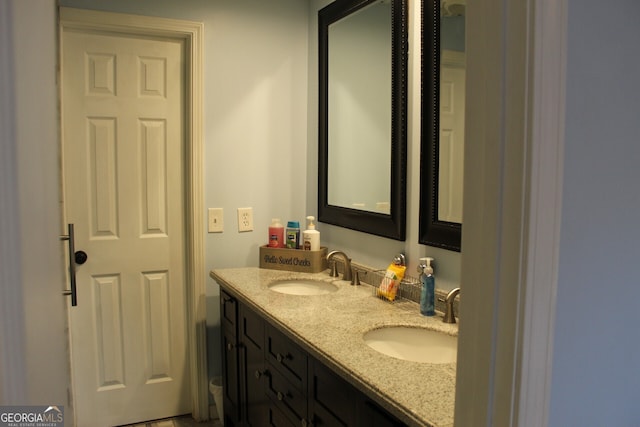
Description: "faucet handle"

(350, 269), (361, 286)
(329, 260), (339, 277)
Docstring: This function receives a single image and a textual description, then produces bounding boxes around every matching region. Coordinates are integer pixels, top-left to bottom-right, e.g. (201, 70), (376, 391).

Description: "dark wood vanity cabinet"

(359, 400), (407, 427)
(240, 302), (270, 425)
(308, 358), (357, 425)
(221, 290), (269, 426)
(221, 291), (240, 425)
(220, 289), (407, 427)
(308, 359), (405, 427)
(265, 323), (310, 425)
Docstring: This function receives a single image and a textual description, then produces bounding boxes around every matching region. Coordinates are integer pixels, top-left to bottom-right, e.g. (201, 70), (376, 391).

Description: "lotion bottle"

(418, 257), (435, 316)
(302, 216), (320, 251)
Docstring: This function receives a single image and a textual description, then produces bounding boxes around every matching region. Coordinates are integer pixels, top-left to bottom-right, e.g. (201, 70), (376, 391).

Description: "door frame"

(454, 0), (566, 425)
(59, 7), (208, 421)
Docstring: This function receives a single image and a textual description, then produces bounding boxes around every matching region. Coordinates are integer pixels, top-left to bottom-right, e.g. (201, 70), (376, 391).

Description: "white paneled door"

(62, 29), (190, 426)
(438, 51), (466, 224)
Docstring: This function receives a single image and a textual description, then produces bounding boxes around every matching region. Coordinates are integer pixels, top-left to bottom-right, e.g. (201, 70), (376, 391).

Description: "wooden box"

(259, 246), (328, 273)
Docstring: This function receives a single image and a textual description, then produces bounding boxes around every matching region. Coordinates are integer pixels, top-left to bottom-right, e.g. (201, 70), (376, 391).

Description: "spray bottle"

(418, 257), (435, 316)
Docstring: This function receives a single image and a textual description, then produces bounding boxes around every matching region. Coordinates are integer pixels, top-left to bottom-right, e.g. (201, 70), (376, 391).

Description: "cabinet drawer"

(266, 367), (307, 425)
(266, 323), (308, 390)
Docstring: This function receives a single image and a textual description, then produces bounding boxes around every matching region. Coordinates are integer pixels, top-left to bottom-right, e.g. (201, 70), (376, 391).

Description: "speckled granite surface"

(210, 267), (457, 427)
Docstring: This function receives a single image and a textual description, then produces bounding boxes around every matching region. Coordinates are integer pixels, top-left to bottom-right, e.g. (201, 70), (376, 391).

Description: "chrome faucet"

(441, 288), (460, 324)
(326, 250), (353, 282)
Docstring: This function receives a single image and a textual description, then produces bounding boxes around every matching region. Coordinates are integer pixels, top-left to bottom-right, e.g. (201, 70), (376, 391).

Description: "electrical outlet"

(208, 208), (224, 233)
(237, 207), (253, 232)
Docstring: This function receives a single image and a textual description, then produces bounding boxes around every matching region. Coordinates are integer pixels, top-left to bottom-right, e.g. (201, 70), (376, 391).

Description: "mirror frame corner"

(318, 0), (408, 242)
(418, 0), (462, 252)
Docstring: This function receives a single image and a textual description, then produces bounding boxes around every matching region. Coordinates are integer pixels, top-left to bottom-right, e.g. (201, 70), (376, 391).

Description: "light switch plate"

(208, 208), (224, 233)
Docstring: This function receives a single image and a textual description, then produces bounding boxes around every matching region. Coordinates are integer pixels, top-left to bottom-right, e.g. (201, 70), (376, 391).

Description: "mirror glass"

(327, 1), (391, 214)
(318, 0), (408, 241)
(419, 0), (465, 251)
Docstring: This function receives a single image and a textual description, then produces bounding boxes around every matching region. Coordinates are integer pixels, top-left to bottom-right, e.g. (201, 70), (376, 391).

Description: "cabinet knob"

(277, 391), (284, 401)
(254, 369), (268, 380)
(227, 343), (234, 351)
(276, 352), (290, 363)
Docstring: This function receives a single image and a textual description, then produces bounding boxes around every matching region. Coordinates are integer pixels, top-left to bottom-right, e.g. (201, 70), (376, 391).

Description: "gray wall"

(549, 0), (640, 425)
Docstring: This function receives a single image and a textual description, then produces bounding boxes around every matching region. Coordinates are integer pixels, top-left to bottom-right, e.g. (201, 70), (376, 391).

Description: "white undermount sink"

(363, 326), (457, 364)
(268, 279), (339, 296)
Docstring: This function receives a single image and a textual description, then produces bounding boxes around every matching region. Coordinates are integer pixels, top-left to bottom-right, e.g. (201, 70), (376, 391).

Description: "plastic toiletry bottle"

(302, 216), (320, 251)
(419, 257), (435, 316)
(268, 218), (285, 248)
(285, 221), (300, 249)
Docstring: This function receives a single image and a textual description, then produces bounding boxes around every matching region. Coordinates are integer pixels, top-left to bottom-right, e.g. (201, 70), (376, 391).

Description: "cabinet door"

(358, 400), (407, 427)
(309, 358), (356, 426)
(222, 329), (240, 426)
(239, 303), (269, 426)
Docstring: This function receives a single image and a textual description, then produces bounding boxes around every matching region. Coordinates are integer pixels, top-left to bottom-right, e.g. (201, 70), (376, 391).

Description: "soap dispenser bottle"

(418, 257), (435, 316)
(302, 216), (320, 251)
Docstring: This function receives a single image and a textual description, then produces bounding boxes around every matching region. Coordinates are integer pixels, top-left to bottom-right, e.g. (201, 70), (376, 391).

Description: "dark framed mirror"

(318, 0), (408, 241)
(419, 0), (465, 251)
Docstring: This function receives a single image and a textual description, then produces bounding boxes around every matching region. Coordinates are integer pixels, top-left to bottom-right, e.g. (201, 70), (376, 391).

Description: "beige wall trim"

(59, 7), (207, 421)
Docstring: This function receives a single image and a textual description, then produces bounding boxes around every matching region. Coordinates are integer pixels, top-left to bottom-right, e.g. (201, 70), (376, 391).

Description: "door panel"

(62, 29), (189, 426)
(438, 53), (466, 223)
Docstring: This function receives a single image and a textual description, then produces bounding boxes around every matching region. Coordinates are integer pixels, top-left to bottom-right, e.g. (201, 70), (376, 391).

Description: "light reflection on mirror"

(327, 1), (392, 214)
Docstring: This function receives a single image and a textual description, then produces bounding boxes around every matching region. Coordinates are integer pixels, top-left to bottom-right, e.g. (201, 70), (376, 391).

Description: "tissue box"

(259, 246), (328, 273)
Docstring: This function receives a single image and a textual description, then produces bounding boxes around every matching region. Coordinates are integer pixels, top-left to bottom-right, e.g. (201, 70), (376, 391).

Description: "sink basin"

(363, 326), (457, 364)
(268, 279), (339, 296)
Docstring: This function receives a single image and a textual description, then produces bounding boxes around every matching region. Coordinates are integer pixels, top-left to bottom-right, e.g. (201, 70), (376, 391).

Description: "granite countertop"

(210, 267), (457, 427)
